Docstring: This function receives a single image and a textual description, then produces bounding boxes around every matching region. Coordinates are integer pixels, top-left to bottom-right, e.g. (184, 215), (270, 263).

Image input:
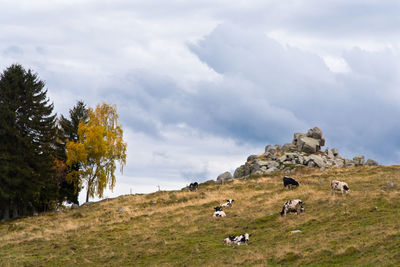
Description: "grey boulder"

(307, 154), (326, 168)
(353, 156), (365, 166)
(217, 171), (233, 183)
(247, 155), (258, 162)
(297, 136), (321, 154)
(331, 148), (339, 157)
(365, 159), (378, 166)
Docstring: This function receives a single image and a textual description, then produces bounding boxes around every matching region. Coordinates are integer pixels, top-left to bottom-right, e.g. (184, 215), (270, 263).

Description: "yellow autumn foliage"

(66, 103), (127, 202)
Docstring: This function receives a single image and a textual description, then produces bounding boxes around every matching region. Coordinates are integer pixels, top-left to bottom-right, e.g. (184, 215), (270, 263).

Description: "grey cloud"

(275, 1), (400, 39)
(3, 45), (23, 56)
(180, 167), (210, 182)
(104, 23), (400, 165)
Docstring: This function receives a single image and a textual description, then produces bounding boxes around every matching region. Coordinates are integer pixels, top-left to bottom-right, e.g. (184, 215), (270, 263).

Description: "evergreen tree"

(56, 101), (88, 204)
(0, 64), (57, 218)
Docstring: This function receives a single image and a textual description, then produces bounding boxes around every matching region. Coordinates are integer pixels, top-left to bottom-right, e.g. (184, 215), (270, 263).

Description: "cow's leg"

(296, 204), (301, 215)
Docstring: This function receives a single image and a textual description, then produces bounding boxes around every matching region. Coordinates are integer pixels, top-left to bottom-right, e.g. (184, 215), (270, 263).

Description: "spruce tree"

(56, 101), (88, 204)
(0, 64), (57, 218)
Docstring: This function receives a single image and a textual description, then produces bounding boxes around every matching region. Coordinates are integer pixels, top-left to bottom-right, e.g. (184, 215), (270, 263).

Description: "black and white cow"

(331, 180), (350, 195)
(280, 199), (304, 216)
(283, 176), (299, 189)
(188, 182), (199, 192)
(220, 199), (234, 208)
(213, 206), (226, 217)
(224, 233), (250, 245)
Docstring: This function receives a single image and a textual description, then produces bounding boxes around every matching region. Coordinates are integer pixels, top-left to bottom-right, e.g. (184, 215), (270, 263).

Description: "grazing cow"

(280, 199), (304, 216)
(283, 176), (299, 189)
(224, 233), (250, 245)
(213, 206), (226, 217)
(220, 199), (234, 208)
(331, 180), (350, 195)
(188, 182), (199, 192)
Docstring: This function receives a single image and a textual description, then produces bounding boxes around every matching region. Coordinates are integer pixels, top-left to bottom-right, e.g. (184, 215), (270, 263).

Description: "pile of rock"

(217, 127), (379, 181)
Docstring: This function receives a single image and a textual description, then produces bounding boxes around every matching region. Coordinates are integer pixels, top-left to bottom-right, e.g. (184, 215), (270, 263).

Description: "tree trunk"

(12, 202), (18, 218)
(22, 205), (28, 217)
(86, 180), (91, 203)
(3, 204), (9, 220)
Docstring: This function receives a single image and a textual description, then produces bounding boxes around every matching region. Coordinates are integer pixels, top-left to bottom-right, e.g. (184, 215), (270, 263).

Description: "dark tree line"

(0, 64), (87, 220)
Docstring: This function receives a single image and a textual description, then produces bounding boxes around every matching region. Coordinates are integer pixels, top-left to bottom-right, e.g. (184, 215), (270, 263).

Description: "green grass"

(1, 165), (400, 266)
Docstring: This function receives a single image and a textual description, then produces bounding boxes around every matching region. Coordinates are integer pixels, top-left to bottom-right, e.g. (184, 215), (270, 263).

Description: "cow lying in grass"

(283, 176), (299, 189)
(224, 233), (250, 245)
(220, 199), (234, 208)
(188, 182), (199, 192)
(213, 206), (226, 217)
(280, 199), (304, 216)
(331, 180), (350, 195)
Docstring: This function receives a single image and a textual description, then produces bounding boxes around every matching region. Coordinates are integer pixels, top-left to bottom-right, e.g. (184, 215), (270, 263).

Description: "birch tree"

(66, 103), (127, 202)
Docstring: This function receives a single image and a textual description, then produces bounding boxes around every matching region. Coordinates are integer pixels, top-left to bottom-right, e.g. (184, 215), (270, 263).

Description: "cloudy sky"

(1, 1), (400, 203)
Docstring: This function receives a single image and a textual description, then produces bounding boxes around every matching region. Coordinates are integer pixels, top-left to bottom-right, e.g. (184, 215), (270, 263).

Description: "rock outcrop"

(219, 127), (379, 180)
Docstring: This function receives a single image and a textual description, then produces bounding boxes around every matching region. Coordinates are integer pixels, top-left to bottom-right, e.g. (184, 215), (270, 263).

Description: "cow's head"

(214, 206), (222, 211)
(344, 185), (350, 193)
(299, 201), (305, 212)
(244, 233), (250, 241)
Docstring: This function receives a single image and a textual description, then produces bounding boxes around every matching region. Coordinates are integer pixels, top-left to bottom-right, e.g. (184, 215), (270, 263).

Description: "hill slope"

(1, 166), (400, 266)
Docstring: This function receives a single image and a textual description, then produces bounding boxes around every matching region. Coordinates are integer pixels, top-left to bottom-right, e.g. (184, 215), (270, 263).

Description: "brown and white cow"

(331, 180), (350, 195)
(280, 199), (304, 216)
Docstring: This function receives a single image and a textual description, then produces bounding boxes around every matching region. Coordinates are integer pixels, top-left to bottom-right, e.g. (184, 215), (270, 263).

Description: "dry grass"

(1, 165), (400, 266)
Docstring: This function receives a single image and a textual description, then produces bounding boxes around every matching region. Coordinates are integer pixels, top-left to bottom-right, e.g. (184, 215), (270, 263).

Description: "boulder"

(250, 163), (261, 174)
(365, 159), (378, 166)
(308, 154), (326, 168)
(282, 143), (297, 152)
(278, 155), (287, 163)
(254, 159), (269, 166)
(117, 206), (124, 212)
(217, 171), (233, 183)
(307, 126), (325, 146)
(307, 161), (316, 167)
(293, 133), (306, 146)
(333, 158), (344, 168)
(344, 159), (356, 167)
(293, 127), (326, 153)
(247, 155), (258, 162)
(71, 204), (79, 209)
(266, 160), (279, 169)
(331, 148), (339, 157)
(353, 156), (365, 166)
(307, 126), (323, 140)
(325, 148), (335, 159)
(233, 165), (245, 178)
(297, 136), (321, 153)
(265, 167), (279, 173)
(265, 145), (280, 155)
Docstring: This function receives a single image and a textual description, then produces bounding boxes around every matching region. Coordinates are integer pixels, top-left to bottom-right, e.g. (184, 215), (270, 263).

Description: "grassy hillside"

(1, 166), (400, 266)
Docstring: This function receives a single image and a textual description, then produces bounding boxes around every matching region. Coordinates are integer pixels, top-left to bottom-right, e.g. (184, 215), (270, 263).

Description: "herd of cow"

(189, 175), (351, 246)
